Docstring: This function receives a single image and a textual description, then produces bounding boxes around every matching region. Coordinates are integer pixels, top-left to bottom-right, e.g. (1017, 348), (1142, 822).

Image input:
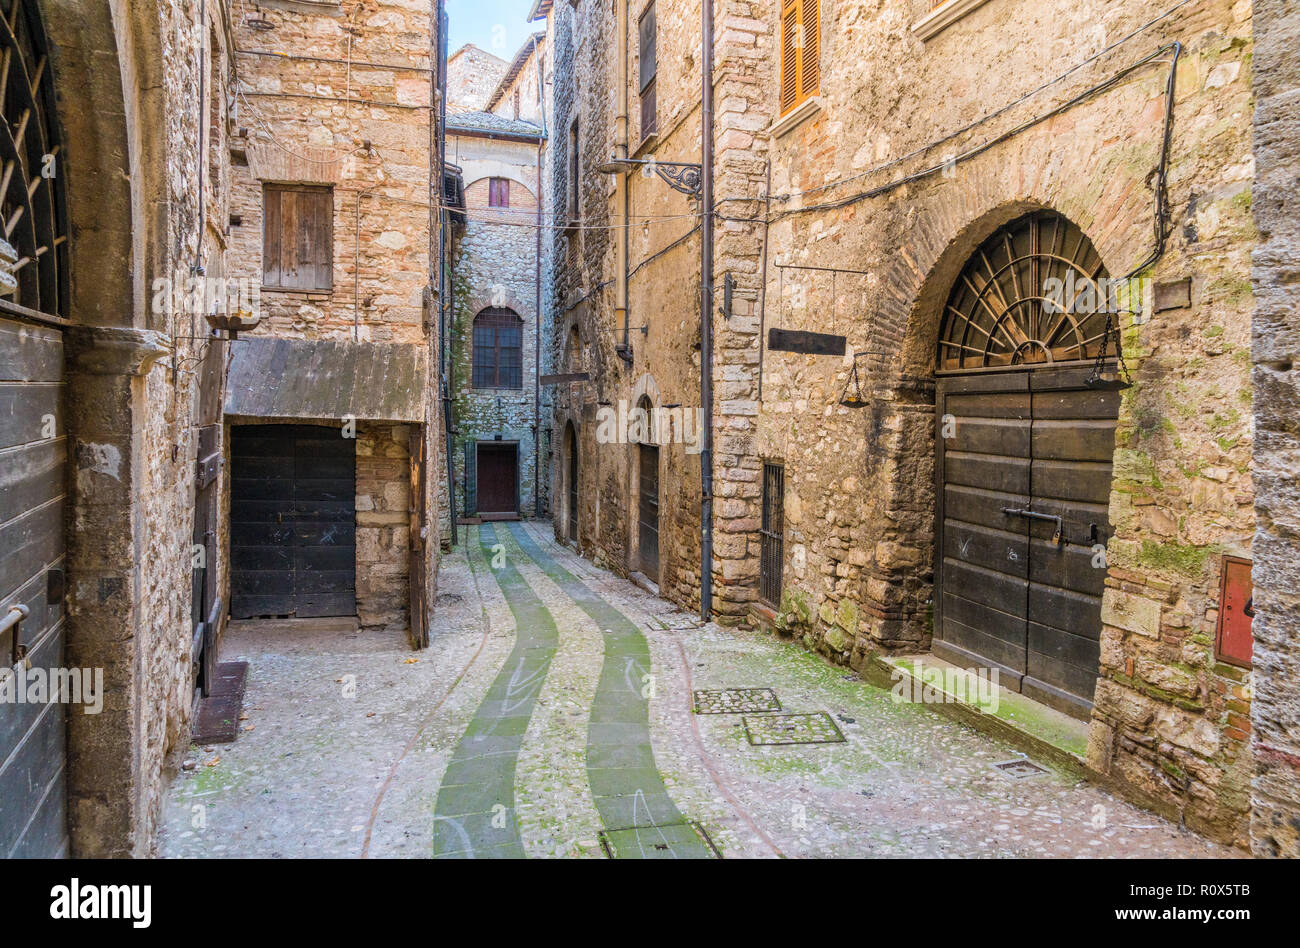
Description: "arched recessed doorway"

(634, 396), (660, 581)
(565, 422), (578, 543)
(932, 211), (1121, 719)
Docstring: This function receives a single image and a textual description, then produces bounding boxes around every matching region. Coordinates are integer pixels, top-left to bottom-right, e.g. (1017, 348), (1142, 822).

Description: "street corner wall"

(1082, 6), (1257, 849)
(1248, 0), (1300, 858)
(226, 1), (435, 345)
(356, 423), (412, 632)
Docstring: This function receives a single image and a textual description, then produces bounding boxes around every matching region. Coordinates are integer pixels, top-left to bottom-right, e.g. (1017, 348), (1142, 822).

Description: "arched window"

(472, 307), (523, 389)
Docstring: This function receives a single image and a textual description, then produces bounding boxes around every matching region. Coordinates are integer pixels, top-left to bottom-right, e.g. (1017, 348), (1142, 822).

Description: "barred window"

(472, 307), (524, 389)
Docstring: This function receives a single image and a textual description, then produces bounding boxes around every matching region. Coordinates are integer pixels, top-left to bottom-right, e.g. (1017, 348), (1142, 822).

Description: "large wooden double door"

(934, 367), (1119, 718)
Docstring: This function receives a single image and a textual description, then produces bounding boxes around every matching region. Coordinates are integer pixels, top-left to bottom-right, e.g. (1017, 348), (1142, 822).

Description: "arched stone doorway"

(632, 394), (660, 584)
(931, 210), (1122, 719)
(565, 421), (578, 544)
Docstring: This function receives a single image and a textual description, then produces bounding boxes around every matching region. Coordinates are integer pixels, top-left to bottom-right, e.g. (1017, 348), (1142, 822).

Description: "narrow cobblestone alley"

(159, 523), (1234, 859)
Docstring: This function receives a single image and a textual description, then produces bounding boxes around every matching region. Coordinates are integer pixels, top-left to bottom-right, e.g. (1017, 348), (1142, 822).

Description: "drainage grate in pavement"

(652, 613), (705, 630)
(597, 821), (720, 859)
(993, 758), (1049, 779)
(693, 688), (782, 714)
(742, 711), (846, 745)
(192, 662), (249, 744)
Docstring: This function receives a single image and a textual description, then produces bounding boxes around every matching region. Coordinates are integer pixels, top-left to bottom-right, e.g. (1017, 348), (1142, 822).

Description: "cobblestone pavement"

(159, 521), (1236, 858)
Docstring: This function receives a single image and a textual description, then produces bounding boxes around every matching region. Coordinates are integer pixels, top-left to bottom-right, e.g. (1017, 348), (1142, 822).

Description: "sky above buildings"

(447, 0), (536, 59)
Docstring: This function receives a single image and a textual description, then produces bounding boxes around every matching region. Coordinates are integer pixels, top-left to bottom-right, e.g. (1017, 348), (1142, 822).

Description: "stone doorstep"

(869, 653), (1090, 770)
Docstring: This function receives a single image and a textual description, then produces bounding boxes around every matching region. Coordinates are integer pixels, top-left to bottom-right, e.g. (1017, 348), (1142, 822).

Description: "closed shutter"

(779, 0), (820, 115)
(263, 185), (333, 291)
(639, 4), (657, 137)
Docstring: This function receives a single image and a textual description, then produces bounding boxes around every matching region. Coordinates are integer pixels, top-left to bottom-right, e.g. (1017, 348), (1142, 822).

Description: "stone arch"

(855, 197), (1123, 654)
(47, 0), (170, 330)
(465, 173), (538, 205)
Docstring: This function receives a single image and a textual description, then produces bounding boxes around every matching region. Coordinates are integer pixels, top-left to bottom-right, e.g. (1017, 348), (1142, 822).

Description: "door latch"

(2, 604), (31, 668)
(1002, 507), (1065, 546)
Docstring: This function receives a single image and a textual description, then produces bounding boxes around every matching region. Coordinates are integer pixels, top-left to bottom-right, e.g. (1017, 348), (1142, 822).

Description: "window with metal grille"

(779, 0), (820, 116)
(760, 462), (785, 607)
(639, 3), (657, 138)
(488, 177), (511, 208)
(472, 307), (524, 389)
(263, 184), (333, 291)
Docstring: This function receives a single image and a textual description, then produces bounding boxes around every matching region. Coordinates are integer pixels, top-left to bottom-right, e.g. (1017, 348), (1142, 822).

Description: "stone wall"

(221, 0), (443, 645)
(1249, 0), (1300, 857)
(448, 136), (543, 516)
(447, 43), (508, 113)
(357, 423), (411, 630)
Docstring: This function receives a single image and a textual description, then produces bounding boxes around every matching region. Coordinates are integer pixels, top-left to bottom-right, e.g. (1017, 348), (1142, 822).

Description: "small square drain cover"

(693, 688), (782, 714)
(597, 821), (720, 859)
(743, 712), (845, 745)
(653, 613), (704, 630)
(993, 759), (1048, 779)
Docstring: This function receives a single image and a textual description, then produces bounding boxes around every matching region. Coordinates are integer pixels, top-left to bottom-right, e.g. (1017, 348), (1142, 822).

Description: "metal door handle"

(1001, 508), (1064, 546)
(2, 604), (31, 667)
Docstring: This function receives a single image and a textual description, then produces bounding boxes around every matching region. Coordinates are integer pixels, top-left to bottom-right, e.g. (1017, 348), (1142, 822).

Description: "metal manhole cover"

(742, 712), (846, 745)
(597, 821), (720, 859)
(993, 759), (1049, 779)
(693, 688), (782, 714)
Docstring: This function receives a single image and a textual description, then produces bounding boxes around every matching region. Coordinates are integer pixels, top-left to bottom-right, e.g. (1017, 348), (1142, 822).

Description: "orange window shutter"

(800, 0), (819, 100)
(780, 0), (800, 114)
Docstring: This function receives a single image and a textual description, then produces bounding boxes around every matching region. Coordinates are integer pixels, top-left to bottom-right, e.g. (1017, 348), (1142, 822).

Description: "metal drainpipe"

(615, 0), (630, 359)
(699, 0), (715, 622)
(534, 42), (547, 520)
(436, 0), (456, 545)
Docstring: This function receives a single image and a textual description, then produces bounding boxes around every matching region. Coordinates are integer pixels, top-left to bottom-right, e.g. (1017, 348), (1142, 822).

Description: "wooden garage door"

(934, 367), (1118, 718)
(231, 425), (356, 619)
(0, 315), (68, 857)
(476, 443), (518, 516)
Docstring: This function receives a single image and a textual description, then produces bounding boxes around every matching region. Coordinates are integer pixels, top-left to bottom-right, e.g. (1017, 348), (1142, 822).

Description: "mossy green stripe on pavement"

(507, 522), (713, 858)
(432, 524), (558, 858)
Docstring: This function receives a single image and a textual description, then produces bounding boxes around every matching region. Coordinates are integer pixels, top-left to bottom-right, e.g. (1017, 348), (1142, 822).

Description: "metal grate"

(759, 462), (784, 607)
(993, 759), (1049, 779)
(937, 211), (1111, 371)
(743, 712), (845, 745)
(693, 688), (782, 714)
(598, 820), (719, 859)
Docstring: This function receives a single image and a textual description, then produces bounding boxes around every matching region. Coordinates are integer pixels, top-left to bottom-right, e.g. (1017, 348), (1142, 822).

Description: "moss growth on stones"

(1137, 539), (1216, 578)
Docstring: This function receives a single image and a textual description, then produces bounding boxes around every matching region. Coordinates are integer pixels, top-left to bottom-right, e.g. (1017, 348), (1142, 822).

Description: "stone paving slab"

(158, 520), (1240, 859)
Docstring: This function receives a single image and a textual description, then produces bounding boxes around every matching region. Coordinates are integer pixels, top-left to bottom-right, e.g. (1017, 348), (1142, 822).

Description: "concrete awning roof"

(224, 337), (426, 423)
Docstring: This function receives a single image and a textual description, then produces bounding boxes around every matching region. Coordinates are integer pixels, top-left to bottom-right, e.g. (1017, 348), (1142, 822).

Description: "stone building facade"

(220, 0), (444, 640)
(541, 0), (1292, 849)
(0, 0), (449, 859)
(1248, 0), (1300, 858)
(445, 37), (548, 524)
(0, 0), (242, 857)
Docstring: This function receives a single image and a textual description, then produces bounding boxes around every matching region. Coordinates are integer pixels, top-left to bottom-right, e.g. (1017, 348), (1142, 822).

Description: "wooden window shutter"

(800, 0), (819, 101)
(780, 0), (799, 114)
(779, 0), (819, 115)
(263, 184), (333, 291)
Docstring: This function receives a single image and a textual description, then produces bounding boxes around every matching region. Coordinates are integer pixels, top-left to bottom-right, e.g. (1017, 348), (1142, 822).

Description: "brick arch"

(463, 285), (532, 318)
(855, 190), (1139, 651)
